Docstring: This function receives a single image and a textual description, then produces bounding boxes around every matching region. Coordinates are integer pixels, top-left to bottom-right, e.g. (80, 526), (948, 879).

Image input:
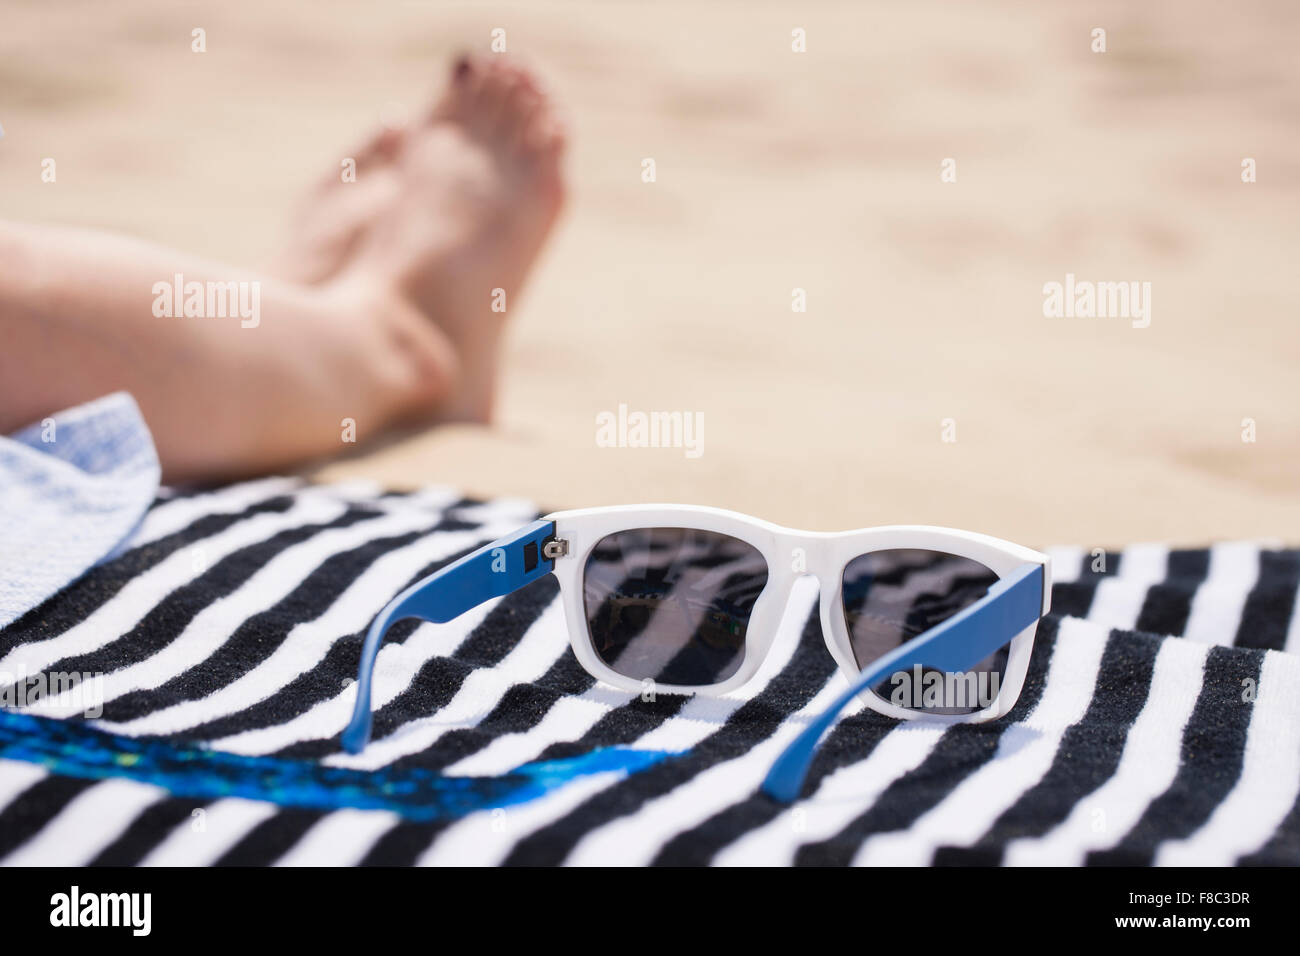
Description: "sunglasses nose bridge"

(756, 548), (849, 677)
(768, 533), (851, 668)
(765, 534), (837, 618)
(771, 531), (838, 582)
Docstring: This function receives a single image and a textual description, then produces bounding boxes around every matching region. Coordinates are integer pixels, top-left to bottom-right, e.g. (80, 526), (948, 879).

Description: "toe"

(452, 54), (474, 86)
(521, 96), (567, 158)
(541, 118), (569, 176)
(429, 53), (482, 123)
(495, 62), (555, 147)
(473, 60), (516, 136)
(520, 111), (567, 203)
(317, 125), (402, 192)
(358, 126), (405, 166)
(503, 84), (543, 151)
(504, 60), (542, 98)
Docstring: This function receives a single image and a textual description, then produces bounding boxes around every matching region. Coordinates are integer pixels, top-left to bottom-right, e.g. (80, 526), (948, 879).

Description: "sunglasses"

(342, 505), (1050, 804)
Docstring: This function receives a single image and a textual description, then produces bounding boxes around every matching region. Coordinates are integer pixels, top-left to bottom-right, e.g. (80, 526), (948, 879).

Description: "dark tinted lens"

(583, 528), (769, 686)
(841, 549), (1006, 715)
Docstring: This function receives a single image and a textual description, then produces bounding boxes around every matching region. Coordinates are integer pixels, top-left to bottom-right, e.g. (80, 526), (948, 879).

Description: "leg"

(0, 219), (449, 482)
(0, 56), (566, 482)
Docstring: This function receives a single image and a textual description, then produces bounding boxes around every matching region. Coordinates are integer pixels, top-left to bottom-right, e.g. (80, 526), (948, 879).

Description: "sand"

(3, 0), (1297, 548)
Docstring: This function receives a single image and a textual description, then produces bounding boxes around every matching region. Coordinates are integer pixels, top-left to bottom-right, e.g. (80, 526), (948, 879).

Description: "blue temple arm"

(761, 561), (1045, 804)
(342, 519), (559, 754)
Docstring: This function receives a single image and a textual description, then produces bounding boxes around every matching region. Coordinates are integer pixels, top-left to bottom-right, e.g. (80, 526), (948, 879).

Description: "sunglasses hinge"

(542, 537), (570, 560)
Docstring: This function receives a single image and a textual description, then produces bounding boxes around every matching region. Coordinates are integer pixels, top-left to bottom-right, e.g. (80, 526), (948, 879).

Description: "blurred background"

(3, 0), (1297, 546)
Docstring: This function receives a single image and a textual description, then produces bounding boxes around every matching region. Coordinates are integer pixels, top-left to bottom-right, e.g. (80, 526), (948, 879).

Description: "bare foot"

(276, 55), (567, 424)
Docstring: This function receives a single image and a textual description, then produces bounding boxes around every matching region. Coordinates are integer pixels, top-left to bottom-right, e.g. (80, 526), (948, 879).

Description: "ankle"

(323, 274), (461, 421)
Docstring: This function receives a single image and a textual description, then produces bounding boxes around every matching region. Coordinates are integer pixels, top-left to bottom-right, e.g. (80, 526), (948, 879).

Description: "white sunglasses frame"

(545, 504), (1051, 723)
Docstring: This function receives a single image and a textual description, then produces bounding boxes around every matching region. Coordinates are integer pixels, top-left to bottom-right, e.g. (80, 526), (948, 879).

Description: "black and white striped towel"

(0, 477), (1297, 866)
